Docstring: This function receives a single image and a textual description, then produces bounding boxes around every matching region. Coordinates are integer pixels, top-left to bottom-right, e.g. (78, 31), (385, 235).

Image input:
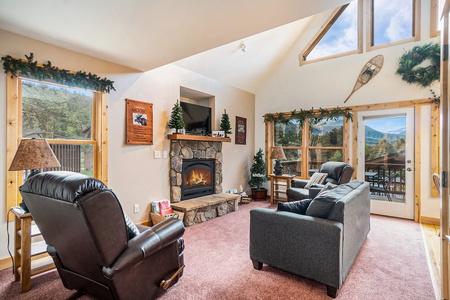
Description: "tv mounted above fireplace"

(180, 102), (211, 135)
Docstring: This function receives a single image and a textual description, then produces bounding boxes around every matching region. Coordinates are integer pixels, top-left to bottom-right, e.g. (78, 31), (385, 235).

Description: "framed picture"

(126, 99), (153, 145)
(212, 130), (225, 138)
(235, 116), (246, 145)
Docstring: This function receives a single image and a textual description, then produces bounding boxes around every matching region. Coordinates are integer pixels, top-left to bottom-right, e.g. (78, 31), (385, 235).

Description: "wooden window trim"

(366, 0), (421, 52)
(299, 0), (363, 66)
(5, 75), (108, 220)
(430, 0), (439, 38)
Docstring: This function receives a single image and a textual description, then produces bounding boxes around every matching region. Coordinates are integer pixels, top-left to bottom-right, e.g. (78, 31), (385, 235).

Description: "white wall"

(0, 29), (255, 261)
(254, 1), (440, 219)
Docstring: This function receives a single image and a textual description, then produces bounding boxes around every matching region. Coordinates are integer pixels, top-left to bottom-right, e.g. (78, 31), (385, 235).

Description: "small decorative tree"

(248, 148), (267, 190)
(220, 109), (232, 137)
(168, 99), (184, 133)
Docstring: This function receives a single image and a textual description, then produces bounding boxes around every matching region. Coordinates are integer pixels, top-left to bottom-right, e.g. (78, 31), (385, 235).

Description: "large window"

(271, 117), (345, 178)
(6, 76), (108, 212)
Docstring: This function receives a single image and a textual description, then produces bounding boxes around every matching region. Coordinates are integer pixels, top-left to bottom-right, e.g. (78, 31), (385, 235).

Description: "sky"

(365, 117), (405, 133)
(308, 0), (413, 60)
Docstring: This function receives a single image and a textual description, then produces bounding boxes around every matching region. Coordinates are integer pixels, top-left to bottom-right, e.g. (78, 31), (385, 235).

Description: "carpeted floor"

(0, 200), (435, 300)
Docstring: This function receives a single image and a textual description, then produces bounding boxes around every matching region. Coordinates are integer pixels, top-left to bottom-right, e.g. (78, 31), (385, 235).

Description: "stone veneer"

(170, 140), (223, 202)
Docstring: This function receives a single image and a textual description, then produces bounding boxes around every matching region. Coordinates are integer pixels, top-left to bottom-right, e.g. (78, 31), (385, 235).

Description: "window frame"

(299, 0), (363, 66)
(6, 75), (108, 215)
(430, 0), (439, 38)
(366, 0), (421, 51)
(267, 113), (350, 179)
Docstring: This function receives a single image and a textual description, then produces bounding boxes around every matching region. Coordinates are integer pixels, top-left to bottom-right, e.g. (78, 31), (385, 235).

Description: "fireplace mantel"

(167, 134), (231, 142)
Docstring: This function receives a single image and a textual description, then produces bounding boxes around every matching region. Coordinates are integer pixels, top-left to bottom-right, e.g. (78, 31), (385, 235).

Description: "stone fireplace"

(169, 140), (223, 203)
(181, 158), (215, 200)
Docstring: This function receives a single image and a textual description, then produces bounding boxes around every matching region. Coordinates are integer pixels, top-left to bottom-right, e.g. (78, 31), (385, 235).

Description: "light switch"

(163, 150), (168, 159)
(154, 150), (161, 159)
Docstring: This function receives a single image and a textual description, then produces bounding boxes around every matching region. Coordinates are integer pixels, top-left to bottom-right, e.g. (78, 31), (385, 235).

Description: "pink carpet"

(0, 200), (435, 299)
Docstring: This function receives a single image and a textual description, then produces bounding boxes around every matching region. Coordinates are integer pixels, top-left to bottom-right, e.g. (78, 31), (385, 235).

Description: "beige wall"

(0, 29), (255, 260)
(254, 1), (440, 219)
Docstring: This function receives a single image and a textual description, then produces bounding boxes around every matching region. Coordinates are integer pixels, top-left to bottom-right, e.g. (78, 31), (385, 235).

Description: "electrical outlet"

(133, 204), (139, 213)
(154, 150), (161, 159)
(163, 150), (168, 159)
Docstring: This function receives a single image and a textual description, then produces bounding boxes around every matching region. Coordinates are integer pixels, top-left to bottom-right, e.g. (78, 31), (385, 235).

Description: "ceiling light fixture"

(239, 41), (246, 52)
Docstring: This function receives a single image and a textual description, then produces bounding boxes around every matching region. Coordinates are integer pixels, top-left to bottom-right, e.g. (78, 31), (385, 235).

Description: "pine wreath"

(396, 43), (440, 88)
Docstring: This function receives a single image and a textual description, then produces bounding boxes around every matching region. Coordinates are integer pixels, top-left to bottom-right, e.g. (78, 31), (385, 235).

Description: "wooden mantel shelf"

(167, 134), (231, 142)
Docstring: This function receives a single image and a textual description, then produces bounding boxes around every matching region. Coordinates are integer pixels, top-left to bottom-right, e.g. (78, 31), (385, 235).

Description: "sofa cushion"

(304, 172), (328, 189)
(316, 182), (337, 197)
(286, 187), (310, 200)
(305, 183), (354, 218)
(277, 199), (312, 215)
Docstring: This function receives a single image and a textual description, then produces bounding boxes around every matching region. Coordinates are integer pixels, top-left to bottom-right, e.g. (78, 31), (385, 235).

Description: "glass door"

(357, 108), (415, 219)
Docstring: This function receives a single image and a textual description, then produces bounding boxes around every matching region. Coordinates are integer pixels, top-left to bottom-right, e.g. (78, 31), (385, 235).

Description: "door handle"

(407, 167), (412, 172)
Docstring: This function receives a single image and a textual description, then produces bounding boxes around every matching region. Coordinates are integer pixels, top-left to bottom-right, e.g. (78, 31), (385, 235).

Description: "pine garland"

(1, 53), (115, 93)
(396, 43), (440, 88)
(264, 106), (353, 125)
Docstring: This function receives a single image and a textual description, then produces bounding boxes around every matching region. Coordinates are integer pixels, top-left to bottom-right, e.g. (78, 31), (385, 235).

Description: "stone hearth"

(171, 193), (239, 227)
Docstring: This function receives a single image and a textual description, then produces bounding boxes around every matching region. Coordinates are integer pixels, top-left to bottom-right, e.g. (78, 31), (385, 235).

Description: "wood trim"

(0, 256), (12, 271)
(351, 111), (359, 179)
(431, 106), (440, 197)
(6, 75), (20, 222)
(420, 216), (440, 226)
(97, 93), (109, 185)
(431, 0), (439, 38)
(414, 106), (421, 222)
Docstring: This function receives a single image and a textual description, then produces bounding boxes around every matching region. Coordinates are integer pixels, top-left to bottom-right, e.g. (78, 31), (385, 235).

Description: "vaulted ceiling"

(0, 0), (349, 93)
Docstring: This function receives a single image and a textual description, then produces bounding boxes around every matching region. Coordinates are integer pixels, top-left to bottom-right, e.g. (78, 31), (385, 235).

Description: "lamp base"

(273, 160), (283, 176)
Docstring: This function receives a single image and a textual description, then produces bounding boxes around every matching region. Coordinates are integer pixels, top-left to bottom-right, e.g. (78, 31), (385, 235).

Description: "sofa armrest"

(103, 218), (185, 276)
(291, 179), (308, 188)
(308, 186), (323, 198)
(250, 208), (343, 288)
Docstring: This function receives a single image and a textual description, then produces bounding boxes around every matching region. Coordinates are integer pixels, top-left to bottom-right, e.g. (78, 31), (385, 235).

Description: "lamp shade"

(9, 139), (61, 171)
(270, 146), (286, 160)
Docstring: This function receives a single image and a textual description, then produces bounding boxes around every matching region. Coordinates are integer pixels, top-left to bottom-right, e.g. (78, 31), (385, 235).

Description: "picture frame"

(235, 116), (246, 145)
(126, 98), (153, 145)
(212, 130), (225, 138)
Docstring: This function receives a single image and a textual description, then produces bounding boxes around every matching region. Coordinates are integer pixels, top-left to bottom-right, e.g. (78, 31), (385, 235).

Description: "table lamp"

(9, 138), (61, 211)
(270, 146), (286, 176)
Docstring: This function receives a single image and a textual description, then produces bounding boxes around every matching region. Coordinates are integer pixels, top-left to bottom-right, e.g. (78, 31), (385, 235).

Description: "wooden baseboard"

(0, 256), (12, 270)
(420, 216), (440, 226)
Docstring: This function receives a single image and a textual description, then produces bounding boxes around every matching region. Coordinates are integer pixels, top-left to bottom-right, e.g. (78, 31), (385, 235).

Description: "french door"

(357, 107), (415, 219)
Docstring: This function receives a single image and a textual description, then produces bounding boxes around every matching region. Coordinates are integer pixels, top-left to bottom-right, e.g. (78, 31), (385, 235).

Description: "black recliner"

(20, 171), (185, 300)
(286, 162), (354, 202)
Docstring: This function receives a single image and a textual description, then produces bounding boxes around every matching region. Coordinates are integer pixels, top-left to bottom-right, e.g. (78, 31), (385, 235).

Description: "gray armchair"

(286, 161), (354, 201)
(20, 171), (185, 300)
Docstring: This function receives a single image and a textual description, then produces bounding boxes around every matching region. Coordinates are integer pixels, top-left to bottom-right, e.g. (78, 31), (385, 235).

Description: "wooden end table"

(269, 174), (295, 204)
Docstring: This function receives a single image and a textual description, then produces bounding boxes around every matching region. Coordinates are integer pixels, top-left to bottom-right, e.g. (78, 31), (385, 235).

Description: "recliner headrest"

(319, 162), (350, 181)
(20, 171), (108, 203)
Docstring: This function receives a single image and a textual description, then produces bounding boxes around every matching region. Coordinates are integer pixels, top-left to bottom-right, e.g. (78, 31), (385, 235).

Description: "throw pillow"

(123, 212), (140, 240)
(304, 172), (328, 189)
(277, 199), (312, 215)
(316, 182), (337, 197)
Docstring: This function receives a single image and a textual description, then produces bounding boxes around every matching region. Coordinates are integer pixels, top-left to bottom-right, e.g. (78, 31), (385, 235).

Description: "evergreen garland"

(168, 99), (185, 133)
(248, 148), (267, 189)
(264, 106), (353, 125)
(1, 53), (115, 93)
(396, 43), (440, 88)
(220, 109), (232, 137)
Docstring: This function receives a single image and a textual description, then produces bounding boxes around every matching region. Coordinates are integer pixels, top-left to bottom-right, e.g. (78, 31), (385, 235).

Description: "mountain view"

(365, 125), (406, 145)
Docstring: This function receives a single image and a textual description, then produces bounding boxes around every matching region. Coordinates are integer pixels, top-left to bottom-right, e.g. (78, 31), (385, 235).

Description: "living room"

(0, 0), (446, 299)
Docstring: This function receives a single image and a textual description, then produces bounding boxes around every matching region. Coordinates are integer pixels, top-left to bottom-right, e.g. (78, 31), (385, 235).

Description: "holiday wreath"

(395, 43), (440, 88)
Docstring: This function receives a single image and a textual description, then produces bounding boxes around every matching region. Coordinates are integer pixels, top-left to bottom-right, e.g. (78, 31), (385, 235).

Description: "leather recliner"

(286, 162), (354, 201)
(20, 171), (185, 300)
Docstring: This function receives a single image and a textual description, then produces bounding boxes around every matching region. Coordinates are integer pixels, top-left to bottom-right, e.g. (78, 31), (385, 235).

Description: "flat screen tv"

(180, 102), (211, 135)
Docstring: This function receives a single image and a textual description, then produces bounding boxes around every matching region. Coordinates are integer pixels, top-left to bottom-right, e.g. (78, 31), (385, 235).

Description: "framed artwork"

(126, 99), (153, 145)
(235, 116), (246, 145)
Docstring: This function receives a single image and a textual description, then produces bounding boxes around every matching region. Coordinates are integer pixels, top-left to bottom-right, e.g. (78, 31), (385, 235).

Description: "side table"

(11, 206), (55, 292)
(269, 174), (295, 204)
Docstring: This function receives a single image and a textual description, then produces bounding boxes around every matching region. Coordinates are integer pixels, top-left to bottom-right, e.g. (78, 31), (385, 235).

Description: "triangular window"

(300, 1), (361, 65)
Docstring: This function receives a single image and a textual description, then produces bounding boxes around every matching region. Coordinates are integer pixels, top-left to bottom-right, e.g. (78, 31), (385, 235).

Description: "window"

(300, 1), (362, 64)
(270, 117), (347, 178)
(368, 0), (420, 49)
(6, 76), (108, 212)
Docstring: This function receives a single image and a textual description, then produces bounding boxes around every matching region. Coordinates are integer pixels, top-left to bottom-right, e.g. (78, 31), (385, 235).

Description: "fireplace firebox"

(181, 158), (215, 200)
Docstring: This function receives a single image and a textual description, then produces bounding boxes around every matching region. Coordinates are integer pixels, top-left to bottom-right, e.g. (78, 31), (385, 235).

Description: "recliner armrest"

(308, 186), (323, 198)
(103, 218), (185, 276)
(291, 179), (308, 188)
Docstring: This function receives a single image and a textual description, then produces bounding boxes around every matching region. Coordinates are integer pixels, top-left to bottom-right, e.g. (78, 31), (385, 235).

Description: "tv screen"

(180, 102), (211, 135)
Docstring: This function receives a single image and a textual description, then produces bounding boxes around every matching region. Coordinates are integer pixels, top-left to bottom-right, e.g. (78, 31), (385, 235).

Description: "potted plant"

(248, 148), (268, 200)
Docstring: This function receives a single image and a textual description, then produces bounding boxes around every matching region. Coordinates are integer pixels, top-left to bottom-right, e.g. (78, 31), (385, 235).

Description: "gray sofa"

(250, 180), (370, 298)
